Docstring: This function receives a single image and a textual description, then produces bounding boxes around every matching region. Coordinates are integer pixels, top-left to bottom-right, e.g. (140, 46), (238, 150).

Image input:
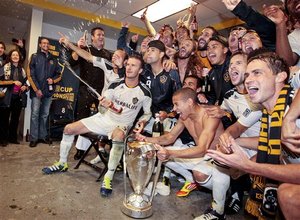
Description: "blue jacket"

(27, 51), (63, 98)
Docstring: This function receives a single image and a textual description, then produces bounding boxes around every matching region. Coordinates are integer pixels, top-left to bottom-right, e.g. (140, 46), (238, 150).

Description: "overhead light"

(132, 0), (197, 23)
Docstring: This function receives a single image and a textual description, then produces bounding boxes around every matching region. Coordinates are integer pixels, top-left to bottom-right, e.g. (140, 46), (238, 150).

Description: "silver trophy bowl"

(121, 139), (157, 219)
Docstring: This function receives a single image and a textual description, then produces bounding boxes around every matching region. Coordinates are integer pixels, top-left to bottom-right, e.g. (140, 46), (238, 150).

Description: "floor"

(0, 141), (248, 220)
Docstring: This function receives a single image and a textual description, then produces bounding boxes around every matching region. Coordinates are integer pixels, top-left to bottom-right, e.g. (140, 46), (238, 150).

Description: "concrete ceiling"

(1, 0), (280, 46)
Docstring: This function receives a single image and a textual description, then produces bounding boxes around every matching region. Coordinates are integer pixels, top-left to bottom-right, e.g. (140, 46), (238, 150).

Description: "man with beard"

(197, 26), (218, 69)
(69, 27), (112, 160)
(241, 30), (263, 55)
(140, 40), (180, 134)
(263, 0), (300, 67)
(206, 35), (234, 106)
(207, 49), (300, 219)
(175, 38), (204, 83)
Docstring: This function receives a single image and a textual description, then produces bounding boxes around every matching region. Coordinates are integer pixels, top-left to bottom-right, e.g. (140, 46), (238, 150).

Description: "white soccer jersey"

(92, 56), (121, 94)
(103, 79), (152, 127)
(221, 88), (262, 138)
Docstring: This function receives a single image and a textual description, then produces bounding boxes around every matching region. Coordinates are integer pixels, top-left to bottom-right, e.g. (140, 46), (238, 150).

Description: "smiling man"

(241, 29), (263, 55)
(206, 35), (234, 105)
(207, 48), (300, 219)
(136, 87), (226, 219)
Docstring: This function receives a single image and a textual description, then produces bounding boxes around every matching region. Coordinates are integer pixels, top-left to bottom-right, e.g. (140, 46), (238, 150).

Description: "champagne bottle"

(202, 75), (211, 93)
(191, 15), (198, 34)
(152, 114), (164, 137)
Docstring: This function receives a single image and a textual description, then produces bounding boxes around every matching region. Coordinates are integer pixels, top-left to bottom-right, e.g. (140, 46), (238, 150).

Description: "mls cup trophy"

(121, 135), (161, 218)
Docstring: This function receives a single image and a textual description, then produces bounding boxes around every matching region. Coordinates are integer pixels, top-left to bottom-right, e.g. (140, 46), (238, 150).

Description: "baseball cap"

(148, 40), (166, 53)
(208, 35), (228, 47)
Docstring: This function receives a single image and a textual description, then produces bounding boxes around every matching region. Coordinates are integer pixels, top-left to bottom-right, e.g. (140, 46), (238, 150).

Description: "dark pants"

(0, 95), (22, 142)
(76, 86), (99, 120)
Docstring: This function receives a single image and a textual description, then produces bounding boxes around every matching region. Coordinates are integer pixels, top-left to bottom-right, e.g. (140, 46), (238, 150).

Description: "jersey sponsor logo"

(160, 75), (167, 84)
(242, 108), (251, 118)
(115, 99), (138, 110)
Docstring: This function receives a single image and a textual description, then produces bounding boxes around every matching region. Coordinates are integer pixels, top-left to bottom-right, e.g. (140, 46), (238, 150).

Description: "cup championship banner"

(38, 37), (79, 139)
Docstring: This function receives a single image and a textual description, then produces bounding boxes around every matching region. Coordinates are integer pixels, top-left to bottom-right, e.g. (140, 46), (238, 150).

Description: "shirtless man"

(137, 88), (228, 220)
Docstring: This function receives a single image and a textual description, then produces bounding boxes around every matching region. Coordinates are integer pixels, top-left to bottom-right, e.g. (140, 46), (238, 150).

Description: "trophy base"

(121, 194), (153, 219)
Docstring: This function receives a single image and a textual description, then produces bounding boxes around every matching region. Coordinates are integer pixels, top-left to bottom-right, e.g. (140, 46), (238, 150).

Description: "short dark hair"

(173, 87), (198, 103)
(176, 25), (190, 37)
(91, 27), (104, 36)
(39, 37), (49, 44)
(247, 48), (290, 84)
(230, 51), (247, 60)
(184, 75), (201, 88)
(205, 26), (219, 37)
(0, 41), (6, 50)
(208, 35), (228, 48)
(128, 54), (144, 69)
(116, 48), (128, 61)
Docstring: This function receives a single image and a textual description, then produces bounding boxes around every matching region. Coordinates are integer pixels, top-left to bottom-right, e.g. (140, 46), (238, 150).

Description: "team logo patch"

(132, 97), (139, 104)
(224, 71), (230, 82)
(242, 108), (251, 118)
(160, 75), (167, 84)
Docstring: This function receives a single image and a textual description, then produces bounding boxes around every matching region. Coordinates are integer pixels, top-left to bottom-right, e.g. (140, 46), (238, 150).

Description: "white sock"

(59, 134), (75, 163)
(104, 141), (124, 180)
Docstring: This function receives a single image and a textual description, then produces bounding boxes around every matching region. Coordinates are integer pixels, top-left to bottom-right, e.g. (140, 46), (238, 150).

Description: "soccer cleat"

(194, 208), (226, 220)
(100, 177), (112, 197)
(225, 197), (241, 215)
(42, 161), (68, 174)
(176, 181), (198, 197)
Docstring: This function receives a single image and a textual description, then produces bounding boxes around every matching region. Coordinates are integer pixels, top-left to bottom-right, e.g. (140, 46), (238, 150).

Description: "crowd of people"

(1, 0), (299, 219)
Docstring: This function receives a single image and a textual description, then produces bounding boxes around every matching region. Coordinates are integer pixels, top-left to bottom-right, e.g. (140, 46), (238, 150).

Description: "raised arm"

(222, 0), (276, 50)
(263, 5), (299, 66)
(140, 8), (157, 37)
(59, 33), (93, 63)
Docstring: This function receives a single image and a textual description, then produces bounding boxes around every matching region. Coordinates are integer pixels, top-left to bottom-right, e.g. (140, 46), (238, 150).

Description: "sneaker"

(225, 197), (241, 215)
(42, 161), (69, 174)
(194, 208), (226, 220)
(100, 177), (112, 197)
(144, 182), (158, 197)
(156, 176), (171, 196)
(90, 155), (101, 164)
(176, 181), (198, 197)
